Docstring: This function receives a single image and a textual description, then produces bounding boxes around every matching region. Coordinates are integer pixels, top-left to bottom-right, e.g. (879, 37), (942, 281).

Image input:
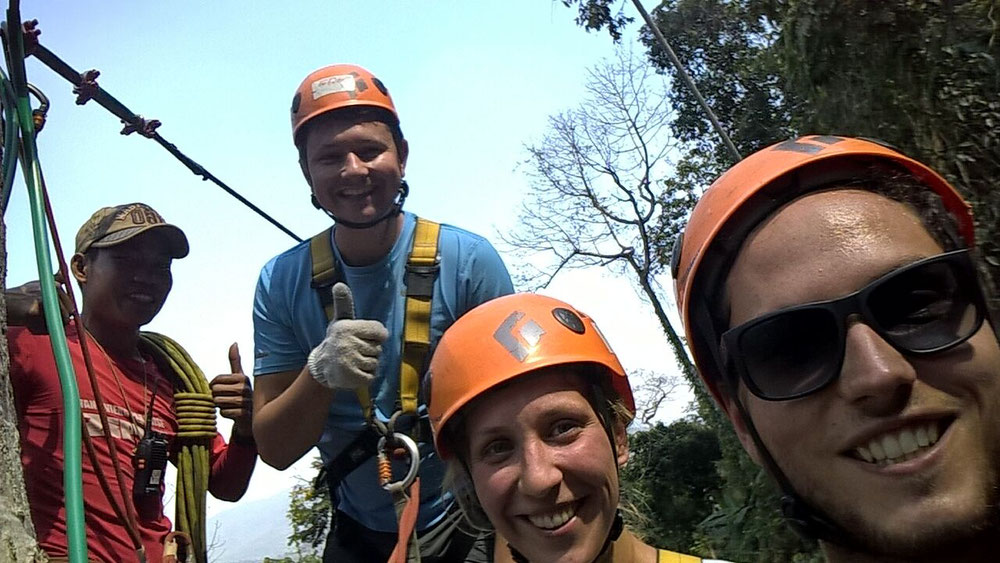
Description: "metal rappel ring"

(377, 432), (420, 493)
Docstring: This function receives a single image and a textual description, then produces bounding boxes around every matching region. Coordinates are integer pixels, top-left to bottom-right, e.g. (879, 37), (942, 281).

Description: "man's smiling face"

(725, 189), (1000, 557)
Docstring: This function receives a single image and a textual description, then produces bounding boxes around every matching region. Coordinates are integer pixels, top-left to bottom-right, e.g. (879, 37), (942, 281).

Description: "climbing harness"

(310, 215), (440, 561)
(309, 215), (440, 421)
(378, 428), (422, 563)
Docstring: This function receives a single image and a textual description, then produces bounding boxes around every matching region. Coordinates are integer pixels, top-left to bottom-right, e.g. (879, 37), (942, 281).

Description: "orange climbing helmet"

(672, 135), (975, 413)
(428, 293), (634, 460)
(290, 64), (398, 144)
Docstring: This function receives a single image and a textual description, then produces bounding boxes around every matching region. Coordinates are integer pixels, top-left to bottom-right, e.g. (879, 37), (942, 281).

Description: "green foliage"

(697, 422), (821, 562)
(620, 416), (821, 561)
(642, 0), (794, 155)
(561, 0), (634, 41)
(782, 0), (1000, 317)
(620, 418), (722, 554)
(285, 457), (330, 557)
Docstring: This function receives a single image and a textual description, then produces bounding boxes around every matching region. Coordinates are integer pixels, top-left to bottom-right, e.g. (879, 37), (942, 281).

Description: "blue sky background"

(5, 0), (691, 524)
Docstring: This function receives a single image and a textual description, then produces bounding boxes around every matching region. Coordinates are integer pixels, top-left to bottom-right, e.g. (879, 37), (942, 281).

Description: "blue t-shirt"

(253, 211), (514, 531)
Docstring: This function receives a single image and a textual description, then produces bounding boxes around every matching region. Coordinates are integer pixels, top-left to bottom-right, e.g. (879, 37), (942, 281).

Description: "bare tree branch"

(501, 47), (699, 417)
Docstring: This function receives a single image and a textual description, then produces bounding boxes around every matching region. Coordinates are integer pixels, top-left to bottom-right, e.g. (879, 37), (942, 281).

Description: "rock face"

(1, 219), (46, 562)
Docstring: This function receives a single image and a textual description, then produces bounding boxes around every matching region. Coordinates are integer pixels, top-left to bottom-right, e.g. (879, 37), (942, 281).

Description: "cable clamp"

(121, 116), (161, 138)
(73, 69), (100, 105)
(20, 20), (40, 57)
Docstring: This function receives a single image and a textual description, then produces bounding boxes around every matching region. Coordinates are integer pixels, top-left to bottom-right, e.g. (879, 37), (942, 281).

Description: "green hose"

(3, 2), (87, 560)
(0, 66), (19, 209)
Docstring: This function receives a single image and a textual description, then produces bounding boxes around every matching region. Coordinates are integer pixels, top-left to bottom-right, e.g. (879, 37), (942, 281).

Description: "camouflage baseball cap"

(75, 203), (189, 258)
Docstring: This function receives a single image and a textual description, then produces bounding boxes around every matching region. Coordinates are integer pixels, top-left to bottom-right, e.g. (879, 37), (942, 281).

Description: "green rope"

(139, 332), (215, 563)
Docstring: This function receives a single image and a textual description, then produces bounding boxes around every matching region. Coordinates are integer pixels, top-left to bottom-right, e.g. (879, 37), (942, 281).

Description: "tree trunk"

(0, 218), (45, 561)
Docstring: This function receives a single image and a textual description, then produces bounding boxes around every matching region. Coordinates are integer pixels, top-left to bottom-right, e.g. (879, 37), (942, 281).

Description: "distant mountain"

(207, 488), (295, 563)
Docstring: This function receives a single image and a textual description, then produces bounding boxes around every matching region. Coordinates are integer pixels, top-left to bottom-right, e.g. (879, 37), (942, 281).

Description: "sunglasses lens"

(868, 259), (981, 352)
(739, 308), (840, 399)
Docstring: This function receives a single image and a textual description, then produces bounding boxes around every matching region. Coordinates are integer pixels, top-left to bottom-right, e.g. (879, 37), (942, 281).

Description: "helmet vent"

(552, 307), (586, 334)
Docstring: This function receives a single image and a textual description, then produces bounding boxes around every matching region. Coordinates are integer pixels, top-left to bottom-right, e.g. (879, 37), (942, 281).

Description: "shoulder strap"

(309, 227), (371, 418)
(657, 549), (702, 563)
(308, 220), (440, 418)
(400, 217), (440, 415)
(310, 227), (339, 321)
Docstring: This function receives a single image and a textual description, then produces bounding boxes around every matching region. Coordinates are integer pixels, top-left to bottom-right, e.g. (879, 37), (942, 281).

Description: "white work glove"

(307, 282), (389, 390)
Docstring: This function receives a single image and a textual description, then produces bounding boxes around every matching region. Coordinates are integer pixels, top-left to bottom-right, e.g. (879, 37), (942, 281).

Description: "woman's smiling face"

(465, 368), (628, 563)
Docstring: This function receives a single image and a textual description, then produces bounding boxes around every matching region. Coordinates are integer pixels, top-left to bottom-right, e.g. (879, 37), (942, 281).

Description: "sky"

(4, 0), (693, 520)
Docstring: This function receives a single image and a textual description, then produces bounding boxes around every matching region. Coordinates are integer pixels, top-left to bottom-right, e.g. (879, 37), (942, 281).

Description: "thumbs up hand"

(210, 343), (254, 439)
(307, 282), (389, 390)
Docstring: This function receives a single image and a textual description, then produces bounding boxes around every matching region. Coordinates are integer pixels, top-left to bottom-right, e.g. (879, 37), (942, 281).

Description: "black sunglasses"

(720, 249), (986, 401)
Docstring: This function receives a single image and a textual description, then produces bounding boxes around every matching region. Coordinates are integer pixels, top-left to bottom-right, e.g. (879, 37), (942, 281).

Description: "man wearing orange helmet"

(251, 64), (513, 561)
(674, 135), (1000, 562)
(428, 293), (725, 563)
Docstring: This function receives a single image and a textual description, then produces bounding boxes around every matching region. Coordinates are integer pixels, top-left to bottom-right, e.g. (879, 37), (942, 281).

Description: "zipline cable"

(17, 21), (302, 242)
(629, 0), (742, 163)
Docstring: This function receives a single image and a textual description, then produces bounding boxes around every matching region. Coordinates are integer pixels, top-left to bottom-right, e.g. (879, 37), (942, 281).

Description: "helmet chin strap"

(730, 395), (865, 550)
(311, 181), (410, 230)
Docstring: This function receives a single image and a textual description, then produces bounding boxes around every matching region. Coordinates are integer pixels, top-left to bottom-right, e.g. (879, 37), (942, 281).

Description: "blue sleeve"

(252, 260), (307, 376)
(459, 237), (514, 314)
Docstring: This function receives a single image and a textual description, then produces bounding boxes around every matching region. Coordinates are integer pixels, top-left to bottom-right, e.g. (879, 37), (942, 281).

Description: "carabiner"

(377, 432), (420, 493)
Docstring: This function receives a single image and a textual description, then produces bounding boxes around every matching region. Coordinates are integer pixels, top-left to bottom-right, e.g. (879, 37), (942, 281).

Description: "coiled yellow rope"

(139, 332), (214, 563)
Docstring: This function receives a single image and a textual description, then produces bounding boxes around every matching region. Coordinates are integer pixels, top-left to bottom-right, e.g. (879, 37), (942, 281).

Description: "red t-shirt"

(8, 324), (256, 563)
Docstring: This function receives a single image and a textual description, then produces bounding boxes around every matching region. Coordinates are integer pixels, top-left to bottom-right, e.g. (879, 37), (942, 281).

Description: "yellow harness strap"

(309, 226), (338, 320)
(657, 549), (702, 563)
(309, 218), (441, 418)
(400, 217), (440, 415)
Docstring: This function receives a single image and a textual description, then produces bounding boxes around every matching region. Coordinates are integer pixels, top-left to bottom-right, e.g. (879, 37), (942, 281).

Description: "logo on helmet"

(493, 311), (546, 362)
(770, 135), (845, 154)
(311, 73), (367, 101)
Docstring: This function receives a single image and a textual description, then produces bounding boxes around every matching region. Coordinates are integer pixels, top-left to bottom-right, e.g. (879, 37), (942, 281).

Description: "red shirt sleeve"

(207, 432), (257, 502)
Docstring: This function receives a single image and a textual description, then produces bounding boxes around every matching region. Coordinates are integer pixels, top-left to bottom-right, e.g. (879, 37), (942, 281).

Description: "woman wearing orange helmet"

(428, 293), (720, 563)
